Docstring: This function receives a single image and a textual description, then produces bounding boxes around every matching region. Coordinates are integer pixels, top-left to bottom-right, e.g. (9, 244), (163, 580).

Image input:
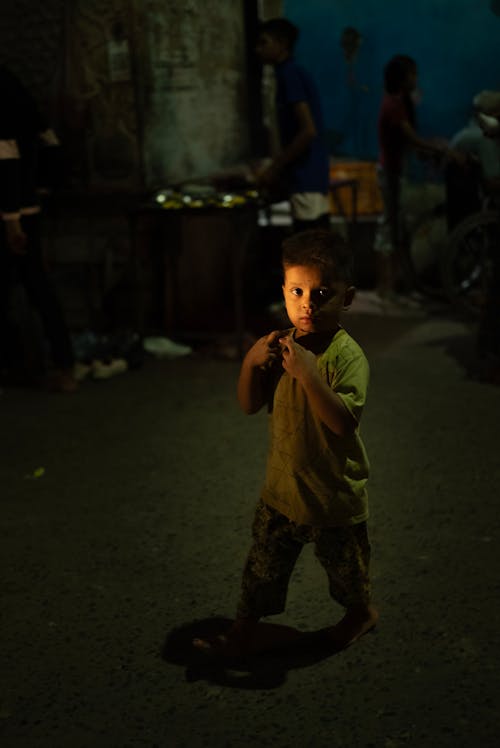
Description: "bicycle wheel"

(440, 210), (500, 318)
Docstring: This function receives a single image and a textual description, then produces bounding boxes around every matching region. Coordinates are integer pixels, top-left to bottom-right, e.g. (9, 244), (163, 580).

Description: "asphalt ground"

(1, 307), (500, 747)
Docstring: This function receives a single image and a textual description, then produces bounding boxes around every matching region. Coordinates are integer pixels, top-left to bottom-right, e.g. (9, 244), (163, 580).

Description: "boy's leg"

(193, 500), (303, 656)
(237, 500), (304, 619)
(314, 522), (378, 649)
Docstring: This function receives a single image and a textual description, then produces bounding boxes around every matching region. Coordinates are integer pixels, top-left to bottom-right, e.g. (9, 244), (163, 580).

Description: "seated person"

(446, 90), (500, 230)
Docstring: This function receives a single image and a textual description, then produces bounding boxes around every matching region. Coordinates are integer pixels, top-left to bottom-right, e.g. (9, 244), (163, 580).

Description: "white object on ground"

(92, 359), (128, 380)
(73, 362), (92, 381)
(143, 336), (193, 359)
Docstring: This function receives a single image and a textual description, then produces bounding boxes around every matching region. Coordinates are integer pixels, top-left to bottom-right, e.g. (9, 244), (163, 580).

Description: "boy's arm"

(300, 369), (357, 436)
(280, 335), (356, 436)
(237, 330), (285, 414)
(237, 357), (268, 414)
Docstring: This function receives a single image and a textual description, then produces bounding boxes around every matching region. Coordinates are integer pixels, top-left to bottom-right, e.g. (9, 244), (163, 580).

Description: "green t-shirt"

(261, 327), (370, 527)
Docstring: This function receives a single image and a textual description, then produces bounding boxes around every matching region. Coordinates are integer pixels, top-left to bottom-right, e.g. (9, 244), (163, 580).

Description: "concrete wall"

(0, 0), (253, 191)
(138, 0), (251, 187)
(284, 0), (500, 162)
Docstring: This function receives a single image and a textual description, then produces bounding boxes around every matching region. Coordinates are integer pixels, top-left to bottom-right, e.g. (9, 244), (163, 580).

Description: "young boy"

(195, 229), (378, 657)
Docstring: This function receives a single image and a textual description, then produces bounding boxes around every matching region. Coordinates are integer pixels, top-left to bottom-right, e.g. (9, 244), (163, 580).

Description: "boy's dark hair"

(259, 18), (299, 52)
(282, 229), (354, 284)
(384, 54), (417, 127)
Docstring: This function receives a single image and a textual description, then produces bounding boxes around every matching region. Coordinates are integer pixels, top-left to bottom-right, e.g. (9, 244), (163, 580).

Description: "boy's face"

(282, 264), (355, 338)
(255, 32), (288, 65)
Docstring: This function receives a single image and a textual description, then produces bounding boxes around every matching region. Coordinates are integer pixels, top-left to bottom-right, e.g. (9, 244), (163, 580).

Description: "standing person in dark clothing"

(255, 18), (331, 233)
(0, 66), (77, 392)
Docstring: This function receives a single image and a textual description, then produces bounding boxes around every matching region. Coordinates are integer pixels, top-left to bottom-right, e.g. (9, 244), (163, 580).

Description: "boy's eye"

(291, 288), (302, 296)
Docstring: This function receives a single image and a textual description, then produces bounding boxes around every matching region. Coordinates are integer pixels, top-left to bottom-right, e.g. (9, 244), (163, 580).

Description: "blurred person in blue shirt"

(255, 18), (330, 233)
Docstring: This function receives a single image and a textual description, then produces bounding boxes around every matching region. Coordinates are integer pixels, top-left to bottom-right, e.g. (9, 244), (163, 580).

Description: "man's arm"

(258, 101), (317, 186)
(0, 142), (26, 254)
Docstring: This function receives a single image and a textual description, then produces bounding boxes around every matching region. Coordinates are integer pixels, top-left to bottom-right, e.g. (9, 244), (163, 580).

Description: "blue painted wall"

(284, 0), (500, 164)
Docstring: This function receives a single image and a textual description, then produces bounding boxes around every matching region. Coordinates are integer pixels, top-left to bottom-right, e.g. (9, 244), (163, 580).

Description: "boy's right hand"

(245, 330), (286, 369)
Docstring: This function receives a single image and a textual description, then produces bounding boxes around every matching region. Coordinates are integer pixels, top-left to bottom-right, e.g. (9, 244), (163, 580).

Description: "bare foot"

(319, 604), (379, 651)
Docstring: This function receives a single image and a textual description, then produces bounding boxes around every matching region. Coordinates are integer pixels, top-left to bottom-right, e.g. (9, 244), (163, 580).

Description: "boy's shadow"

(161, 617), (344, 690)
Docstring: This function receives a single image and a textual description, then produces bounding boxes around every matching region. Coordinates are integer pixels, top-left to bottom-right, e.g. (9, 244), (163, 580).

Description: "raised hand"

(279, 334), (318, 383)
(245, 330), (287, 370)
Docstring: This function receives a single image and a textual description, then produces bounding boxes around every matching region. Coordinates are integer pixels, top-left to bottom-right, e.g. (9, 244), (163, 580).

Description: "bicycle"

(440, 196), (500, 319)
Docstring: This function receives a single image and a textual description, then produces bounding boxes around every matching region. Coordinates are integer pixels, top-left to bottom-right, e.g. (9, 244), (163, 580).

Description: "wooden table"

(128, 200), (260, 356)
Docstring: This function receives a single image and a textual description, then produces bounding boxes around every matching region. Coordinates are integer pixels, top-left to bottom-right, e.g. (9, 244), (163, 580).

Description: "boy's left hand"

(279, 335), (318, 382)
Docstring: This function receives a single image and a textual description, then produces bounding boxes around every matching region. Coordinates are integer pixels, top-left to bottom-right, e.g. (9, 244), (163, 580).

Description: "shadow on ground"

(161, 617), (350, 690)
(425, 329), (500, 384)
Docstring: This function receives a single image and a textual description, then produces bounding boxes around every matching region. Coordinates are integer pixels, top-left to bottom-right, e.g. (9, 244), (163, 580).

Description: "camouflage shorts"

(237, 499), (372, 619)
